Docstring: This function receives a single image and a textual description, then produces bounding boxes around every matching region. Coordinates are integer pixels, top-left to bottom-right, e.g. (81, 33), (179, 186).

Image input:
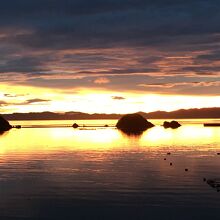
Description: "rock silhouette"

(206, 179), (220, 192)
(204, 123), (220, 127)
(116, 113), (154, 135)
(0, 116), (12, 132)
(163, 120), (181, 129)
(72, 123), (79, 128)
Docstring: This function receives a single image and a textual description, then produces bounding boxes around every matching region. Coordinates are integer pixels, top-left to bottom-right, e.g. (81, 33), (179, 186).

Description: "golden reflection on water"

(0, 120), (220, 217)
(0, 120), (219, 157)
(51, 128), (121, 145)
(140, 125), (218, 148)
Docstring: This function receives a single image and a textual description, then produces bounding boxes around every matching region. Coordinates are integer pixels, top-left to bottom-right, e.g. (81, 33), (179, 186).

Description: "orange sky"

(1, 82), (220, 114)
(0, 1), (220, 114)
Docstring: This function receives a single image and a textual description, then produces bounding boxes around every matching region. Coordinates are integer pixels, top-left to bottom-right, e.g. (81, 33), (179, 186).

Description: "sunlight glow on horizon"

(1, 83), (220, 114)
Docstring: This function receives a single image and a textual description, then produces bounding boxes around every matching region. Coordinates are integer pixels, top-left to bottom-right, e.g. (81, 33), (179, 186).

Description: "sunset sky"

(0, 0), (220, 114)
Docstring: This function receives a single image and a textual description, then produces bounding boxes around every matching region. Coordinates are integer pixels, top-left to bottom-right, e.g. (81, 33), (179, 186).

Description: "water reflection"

(0, 119), (219, 219)
(0, 130), (9, 136)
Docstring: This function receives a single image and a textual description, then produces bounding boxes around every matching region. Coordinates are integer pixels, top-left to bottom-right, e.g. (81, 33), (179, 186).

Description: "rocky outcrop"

(116, 113), (154, 134)
(163, 120), (181, 129)
(72, 123), (79, 128)
(0, 116), (12, 132)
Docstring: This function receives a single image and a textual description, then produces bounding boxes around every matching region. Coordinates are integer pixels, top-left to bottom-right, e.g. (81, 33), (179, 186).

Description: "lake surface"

(0, 119), (220, 219)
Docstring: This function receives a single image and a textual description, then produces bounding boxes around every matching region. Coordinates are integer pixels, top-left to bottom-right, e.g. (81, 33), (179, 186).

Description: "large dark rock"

(0, 116), (12, 132)
(163, 120), (181, 129)
(116, 113), (154, 134)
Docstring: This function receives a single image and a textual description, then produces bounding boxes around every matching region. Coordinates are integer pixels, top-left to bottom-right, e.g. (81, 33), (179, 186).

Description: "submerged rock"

(116, 113), (154, 135)
(206, 179), (220, 192)
(0, 116), (12, 132)
(163, 120), (181, 129)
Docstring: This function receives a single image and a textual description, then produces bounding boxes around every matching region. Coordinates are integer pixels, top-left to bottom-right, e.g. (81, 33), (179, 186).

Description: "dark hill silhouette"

(141, 108), (220, 119)
(0, 115), (12, 132)
(2, 107), (220, 120)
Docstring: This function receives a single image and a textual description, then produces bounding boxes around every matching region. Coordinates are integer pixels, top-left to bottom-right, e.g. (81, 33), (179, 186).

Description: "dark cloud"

(0, 0), (219, 50)
(4, 93), (28, 98)
(0, 98), (50, 108)
(0, 101), (8, 106)
(138, 79), (220, 95)
(196, 50), (220, 61)
(112, 96), (126, 100)
(181, 66), (220, 75)
(77, 67), (159, 75)
(139, 81), (220, 88)
(0, 54), (57, 74)
(25, 99), (50, 104)
(0, 0), (220, 96)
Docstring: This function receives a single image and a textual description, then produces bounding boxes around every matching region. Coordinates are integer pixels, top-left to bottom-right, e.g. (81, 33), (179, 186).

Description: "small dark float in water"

(14, 125), (22, 129)
(204, 123), (220, 127)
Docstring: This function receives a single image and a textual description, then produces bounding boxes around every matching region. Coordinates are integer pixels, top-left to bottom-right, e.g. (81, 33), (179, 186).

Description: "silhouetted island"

(163, 121), (181, 129)
(116, 113), (154, 134)
(0, 115), (12, 132)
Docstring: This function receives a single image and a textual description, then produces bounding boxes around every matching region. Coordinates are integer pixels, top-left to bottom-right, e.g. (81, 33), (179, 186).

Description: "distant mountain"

(138, 108), (220, 119)
(2, 107), (220, 120)
(2, 111), (122, 120)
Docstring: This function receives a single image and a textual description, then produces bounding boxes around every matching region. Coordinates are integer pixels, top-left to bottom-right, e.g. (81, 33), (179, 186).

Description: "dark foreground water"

(0, 119), (220, 220)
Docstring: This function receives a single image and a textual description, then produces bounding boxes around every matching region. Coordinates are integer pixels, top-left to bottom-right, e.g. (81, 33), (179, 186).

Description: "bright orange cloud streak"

(1, 83), (220, 114)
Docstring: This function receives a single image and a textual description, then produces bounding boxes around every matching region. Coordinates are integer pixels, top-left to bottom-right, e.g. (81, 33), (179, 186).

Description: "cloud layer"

(0, 0), (220, 106)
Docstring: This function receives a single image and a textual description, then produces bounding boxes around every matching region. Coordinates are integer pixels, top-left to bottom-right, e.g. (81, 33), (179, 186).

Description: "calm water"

(0, 119), (220, 219)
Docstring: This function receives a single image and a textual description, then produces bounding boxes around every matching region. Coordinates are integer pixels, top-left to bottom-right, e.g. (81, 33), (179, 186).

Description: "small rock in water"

(72, 123), (79, 128)
(163, 121), (181, 129)
(217, 153), (220, 155)
(207, 180), (216, 188)
(206, 179), (220, 191)
(185, 169), (188, 172)
(164, 158), (167, 160)
(170, 163), (173, 166)
(203, 178), (207, 182)
(167, 152), (171, 155)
